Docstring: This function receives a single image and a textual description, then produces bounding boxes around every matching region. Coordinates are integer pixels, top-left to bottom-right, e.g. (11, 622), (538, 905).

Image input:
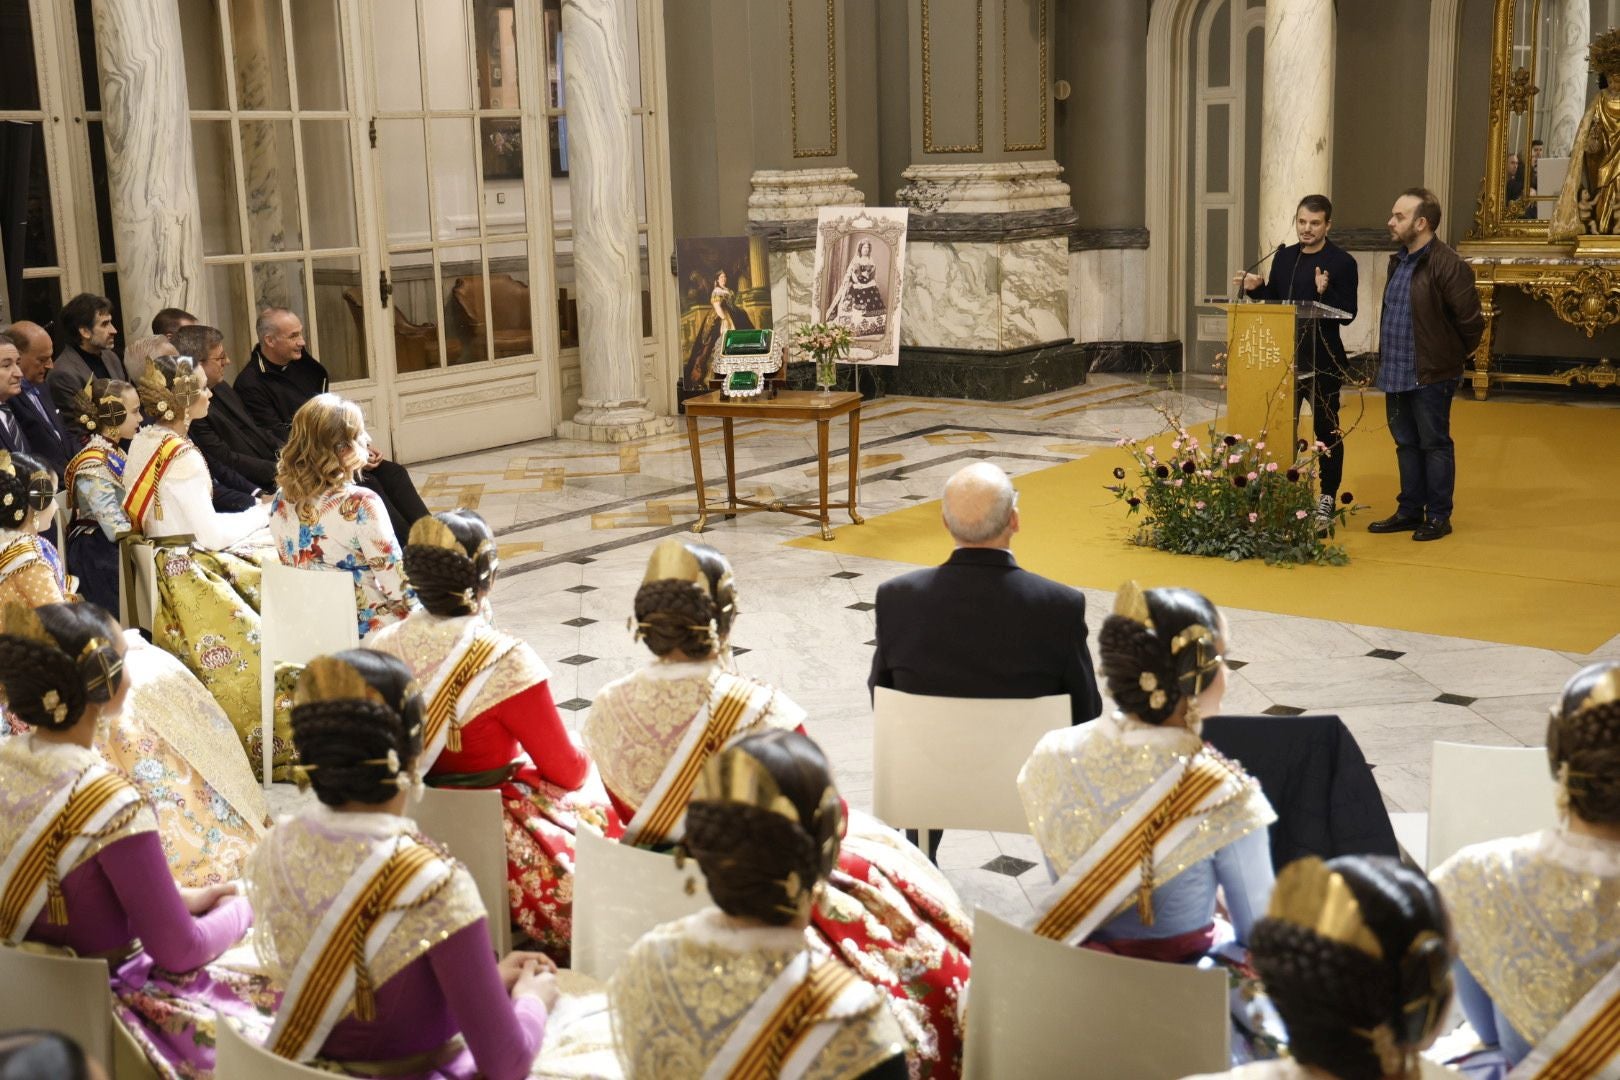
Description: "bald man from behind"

(868, 463), (1103, 860)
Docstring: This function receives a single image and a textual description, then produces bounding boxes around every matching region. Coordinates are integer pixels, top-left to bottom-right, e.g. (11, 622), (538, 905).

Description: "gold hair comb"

(1570, 668), (1620, 719)
(1267, 857), (1384, 960)
(1113, 581), (1155, 630)
(293, 656), (388, 708)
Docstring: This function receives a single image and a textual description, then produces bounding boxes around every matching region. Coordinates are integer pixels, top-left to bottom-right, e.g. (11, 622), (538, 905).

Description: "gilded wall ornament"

(1506, 66), (1540, 115)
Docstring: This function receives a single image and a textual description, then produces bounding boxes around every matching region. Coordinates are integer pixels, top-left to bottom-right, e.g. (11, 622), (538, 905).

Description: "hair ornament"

(40, 689), (67, 726)
(1113, 581), (1155, 631)
(1568, 667), (1620, 720)
(77, 637), (123, 695)
(1267, 857), (1384, 960)
(1, 602), (55, 646)
(74, 381), (128, 436)
(292, 762), (318, 792)
(1351, 1023), (1406, 1078)
(26, 470), (55, 514)
(293, 656), (390, 709)
(137, 354), (201, 420)
(1169, 623), (1216, 656)
(406, 515), (462, 553)
(641, 537), (712, 591)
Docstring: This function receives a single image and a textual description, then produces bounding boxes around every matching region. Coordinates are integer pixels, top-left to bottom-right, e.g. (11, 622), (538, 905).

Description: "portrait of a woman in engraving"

(825, 238), (889, 337)
(811, 207), (908, 366)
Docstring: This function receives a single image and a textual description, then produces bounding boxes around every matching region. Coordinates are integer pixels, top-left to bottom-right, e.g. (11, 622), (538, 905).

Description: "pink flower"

(1295, 509), (1309, 519)
(1195, 500), (1207, 510)
(1247, 471), (1258, 481)
(1172, 439), (1182, 451)
(1227, 453), (1241, 465)
(1265, 461), (1279, 472)
(1255, 441), (1266, 450)
(1114, 437), (1129, 447)
(1247, 512), (1258, 523)
(1173, 478), (1184, 488)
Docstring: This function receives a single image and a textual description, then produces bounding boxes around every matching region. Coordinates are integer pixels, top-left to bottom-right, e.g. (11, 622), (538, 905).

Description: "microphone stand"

(1232, 242), (1287, 303)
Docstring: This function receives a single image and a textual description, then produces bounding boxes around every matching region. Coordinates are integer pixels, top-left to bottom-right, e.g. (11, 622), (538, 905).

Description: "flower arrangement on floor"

(1110, 421), (1360, 565)
(791, 322), (853, 391)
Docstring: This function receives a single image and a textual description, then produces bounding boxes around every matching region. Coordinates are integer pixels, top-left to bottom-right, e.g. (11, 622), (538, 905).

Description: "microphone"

(1233, 242), (1286, 303)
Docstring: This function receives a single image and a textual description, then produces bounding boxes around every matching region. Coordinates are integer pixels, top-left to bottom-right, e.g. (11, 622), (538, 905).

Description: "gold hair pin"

(1113, 581), (1155, 630)
(1267, 857), (1384, 960)
(293, 656), (389, 708)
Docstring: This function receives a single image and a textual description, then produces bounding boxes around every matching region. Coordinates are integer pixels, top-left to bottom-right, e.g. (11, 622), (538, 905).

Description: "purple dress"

(26, 830), (277, 1079)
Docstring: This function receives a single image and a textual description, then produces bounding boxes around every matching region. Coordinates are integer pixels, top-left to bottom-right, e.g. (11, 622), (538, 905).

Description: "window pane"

(553, 238), (577, 349)
(176, 0), (229, 110)
(312, 254), (367, 381)
(0, 123), (60, 270)
(1205, 103), (1230, 195)
(100, 273), (122, 336)
(86, 122), (117, 262)
(19, 278), (62, 330)
(229, 0), (293, 110)
(387, 250), (447, 372)
(544, 5), (563, 109)
(372, 1), (425, 113)
(441, 244), (490, 365)
(205, 262), (251, 365)
(377, 119), (430, 244)
(302, 120), (357, 249)
(289, 0), (348, 111)
(1205, 0), (1231, 90)
(639, 232), (652, 339)
(193, 120), (244, 256)
(73, 0), (100, 112)
(476, 0), (521, 108)
(430, 117), (479, 240)
(481, 118), (526, 233)
(252, 259), (308, 337)
(0, 4), (42, 110)
(1204, 209), (1229, 299)
(425, 1), (474, 111)
(486, 240), (532, 359)
(632, 113), (647, 224)
(241, 120), (303, 252)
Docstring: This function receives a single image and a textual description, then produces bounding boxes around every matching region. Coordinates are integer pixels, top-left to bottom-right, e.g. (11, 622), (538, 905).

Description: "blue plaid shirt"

(1377, 241), (1430, 392)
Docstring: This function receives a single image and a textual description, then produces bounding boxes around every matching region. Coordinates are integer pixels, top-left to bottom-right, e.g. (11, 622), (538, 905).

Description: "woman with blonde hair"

(269, 393), (412, 637)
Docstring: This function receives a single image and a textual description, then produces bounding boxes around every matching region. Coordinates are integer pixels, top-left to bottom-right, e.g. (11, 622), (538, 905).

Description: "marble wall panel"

(767, 248), (818, 348)
(1073, 248), (1124, 343)
(1068, 249), (1084, 344)
(999, 237), (1069, 350)
(900, 241), (1001, 350)
(1120, 248), (1148, 341)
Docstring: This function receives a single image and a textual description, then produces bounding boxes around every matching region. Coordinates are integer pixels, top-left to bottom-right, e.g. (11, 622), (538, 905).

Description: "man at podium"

(1232, 194), (1359, 530)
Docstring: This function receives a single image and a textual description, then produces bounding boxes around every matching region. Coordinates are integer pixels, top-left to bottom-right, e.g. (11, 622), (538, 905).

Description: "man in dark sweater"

(1233, 193), (1359, 530)
(233, 307), (428, 538)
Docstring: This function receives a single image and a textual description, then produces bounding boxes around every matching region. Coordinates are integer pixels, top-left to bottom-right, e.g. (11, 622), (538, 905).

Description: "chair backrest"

(413, 786), (511, 955)
(52, 490), (68, 555)
(214, 1013), (330, 1078)
(1427, 741), (1559, 870)
(0, 946), (115, 1072)
(963, 911), (1229, 1080)
(259, 563), (361, 787)
(117, 539), (158, 633)
(571, 828), (711, 981)
(872, 688), (1069, 833)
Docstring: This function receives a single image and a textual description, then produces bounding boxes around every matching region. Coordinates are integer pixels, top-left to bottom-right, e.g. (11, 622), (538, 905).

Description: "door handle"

(378, 270), (393, 309)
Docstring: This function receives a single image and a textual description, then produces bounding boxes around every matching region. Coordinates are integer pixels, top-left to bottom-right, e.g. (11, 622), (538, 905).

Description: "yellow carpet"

(789, 398), (1620, 653)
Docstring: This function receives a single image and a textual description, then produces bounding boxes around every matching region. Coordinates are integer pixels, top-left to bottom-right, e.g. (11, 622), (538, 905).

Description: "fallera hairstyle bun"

(69, 378), (134, 439)
(1548, 661), (1620, 825)
(289, 649), (425, 808)
(632, 540), (737, 659)
(0, 452), (51, 529)
(0, 603), (125, 731)
(1250, 855), (1453, 1080)
(135, 353), (201, 424)
(683, 729), (843, 927)
(402, 510), (498, 617)
(1098, 585), (1223, 725)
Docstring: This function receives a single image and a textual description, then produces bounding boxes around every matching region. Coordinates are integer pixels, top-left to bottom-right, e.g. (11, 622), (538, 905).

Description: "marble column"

(89, 0), (206, 340)
(748, 167), (866, 345)
(1257, 0), (1334, 253)
(557, 0), (671, 442)
(1545, 0), (1590, 159)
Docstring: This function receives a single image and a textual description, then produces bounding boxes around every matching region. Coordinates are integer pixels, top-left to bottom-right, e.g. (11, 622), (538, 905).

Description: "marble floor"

(277, 374), (1620, 925)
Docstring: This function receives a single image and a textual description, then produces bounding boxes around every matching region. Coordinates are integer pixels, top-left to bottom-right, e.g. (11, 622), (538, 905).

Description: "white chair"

(1426, 741), (1558, 871)
(259, 562), (360, 788)
(117, 538), (158, 634)
(572, 828), (711, 981)
(963, 910), (1229, 1080)
(413, 785), (512, 955)
(0, 945), (158, 1079)
(214, 1013), (328, 1078)
(51, 489), (68, 557)
(1389, 811), (1428, 870)
(871, 688), (1069, 833)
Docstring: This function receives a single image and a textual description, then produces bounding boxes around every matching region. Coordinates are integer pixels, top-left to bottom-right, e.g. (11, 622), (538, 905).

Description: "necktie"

(0, 407), (21, 447)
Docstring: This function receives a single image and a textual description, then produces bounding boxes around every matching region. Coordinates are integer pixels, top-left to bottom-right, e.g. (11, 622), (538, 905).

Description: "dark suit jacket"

(868, 547), (1103, 726)
(0, 402), (35, 457)
(232, 347), (329, 443)
(47, 345), (126, 421)
(13, 382), (75, 477)
(189, 379), (283, 490)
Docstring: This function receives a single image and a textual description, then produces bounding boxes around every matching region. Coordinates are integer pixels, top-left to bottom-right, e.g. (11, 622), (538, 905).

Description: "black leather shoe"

(1367, 514), (1423, 534)
(1413, 519), (1452, 542)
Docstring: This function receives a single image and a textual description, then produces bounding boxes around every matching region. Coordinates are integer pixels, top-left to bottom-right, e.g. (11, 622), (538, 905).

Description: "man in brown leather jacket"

(1368, 188), (1484, 542)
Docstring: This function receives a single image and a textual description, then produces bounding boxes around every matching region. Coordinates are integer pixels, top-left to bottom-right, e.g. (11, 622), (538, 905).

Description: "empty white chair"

(1388, 811), (1428, 870)
(963, 910), (1228, 1080)
(0, 945), (158, 1079)
(572, 828), (710, 981)
(1426, 741), (1558, 871)
(259, 562), (360, 788)
(117, 538), (158, 633)
(872, 688), (1069, 833)
(214, 1013), (328, 1078)
(413, 785), (512, 955)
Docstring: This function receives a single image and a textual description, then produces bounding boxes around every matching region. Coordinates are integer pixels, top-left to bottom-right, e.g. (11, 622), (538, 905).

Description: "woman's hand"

(180, 881), (238, 916)
(512, 966), (560, 1011)
(496, 950), (556, 993)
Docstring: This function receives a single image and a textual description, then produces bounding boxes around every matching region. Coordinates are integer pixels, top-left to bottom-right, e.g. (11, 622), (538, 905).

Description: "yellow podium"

(1210, 300), (1348, 450)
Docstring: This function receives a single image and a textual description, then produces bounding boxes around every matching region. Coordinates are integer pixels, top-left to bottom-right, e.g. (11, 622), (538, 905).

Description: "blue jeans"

(1384, 378), (1457, 521)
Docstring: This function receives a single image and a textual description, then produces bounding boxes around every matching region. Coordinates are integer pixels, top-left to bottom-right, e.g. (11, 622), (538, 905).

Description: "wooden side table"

(683, 390), (864, 540)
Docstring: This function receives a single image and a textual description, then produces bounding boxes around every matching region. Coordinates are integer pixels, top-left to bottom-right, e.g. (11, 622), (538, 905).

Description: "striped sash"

(65, 445), (123, 516)
(1027, 753), (1245, 945)
(1511, 959), (1620, 1080)
(0, 539), (38, 582)
(622, 672), (775, 848)
(0, 765), (144, 943)
(417, 624), (514, 770)
(121, 435), (186, 526)
(705, 952), (870, 1080)
(267, 839), (454, 1063)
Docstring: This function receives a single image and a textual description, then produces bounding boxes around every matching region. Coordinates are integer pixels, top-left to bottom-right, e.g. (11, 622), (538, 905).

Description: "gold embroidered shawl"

(246, 807), (487, 1006)
(1018, 714), (1274, 893)
(366, 612), (548, 730)
(608, 910), (904, 1080)
(583, 661), (805, 811)
(1434, 829), (1620, 1046)
(0, 739), (156, 885)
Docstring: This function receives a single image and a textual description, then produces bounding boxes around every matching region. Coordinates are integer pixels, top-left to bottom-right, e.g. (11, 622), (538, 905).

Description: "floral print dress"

(268, 486), (414, 638)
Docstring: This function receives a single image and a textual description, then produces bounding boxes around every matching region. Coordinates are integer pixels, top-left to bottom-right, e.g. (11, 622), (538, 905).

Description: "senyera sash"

(1510, 958), (1620, 1080)
(417, 622), (516, 771)
(704, 949), (869, 1080)
(121, 434), (186, 526)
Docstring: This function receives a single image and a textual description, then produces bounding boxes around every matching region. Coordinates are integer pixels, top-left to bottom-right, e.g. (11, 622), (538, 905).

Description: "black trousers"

(1294, 366), (1344, 499)
(904, 828), (943, 863)
(361, 459), (431, 539)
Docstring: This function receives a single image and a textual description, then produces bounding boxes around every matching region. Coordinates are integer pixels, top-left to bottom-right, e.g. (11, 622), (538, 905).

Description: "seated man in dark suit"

(179, 324), (281, 492)
(0, 338), (37, 458)
(233, 307), (428, 537)
(46, 293), (126, 420)
(869, 462), (1104, 860)
(2, 322), (76, 478)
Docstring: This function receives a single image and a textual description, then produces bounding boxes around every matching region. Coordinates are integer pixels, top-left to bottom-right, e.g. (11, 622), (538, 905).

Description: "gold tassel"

(447, 720), (462, 754)
(44, 827), (68, 925)
(350, 920), (377, 1022)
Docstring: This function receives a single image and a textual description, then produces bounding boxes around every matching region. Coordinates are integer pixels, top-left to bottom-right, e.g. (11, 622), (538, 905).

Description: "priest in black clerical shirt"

(1233, 193), (1359, 529)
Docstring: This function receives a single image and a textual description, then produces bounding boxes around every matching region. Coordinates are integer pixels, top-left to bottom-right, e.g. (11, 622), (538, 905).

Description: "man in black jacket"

(2, 322), (76, 478)
(179, 324), (281, 491)
(232, 307), (429, 537)
(869, 462), (1103, 859)
(47, 293), (126, 420)
(1234, 193), (1359, 530)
